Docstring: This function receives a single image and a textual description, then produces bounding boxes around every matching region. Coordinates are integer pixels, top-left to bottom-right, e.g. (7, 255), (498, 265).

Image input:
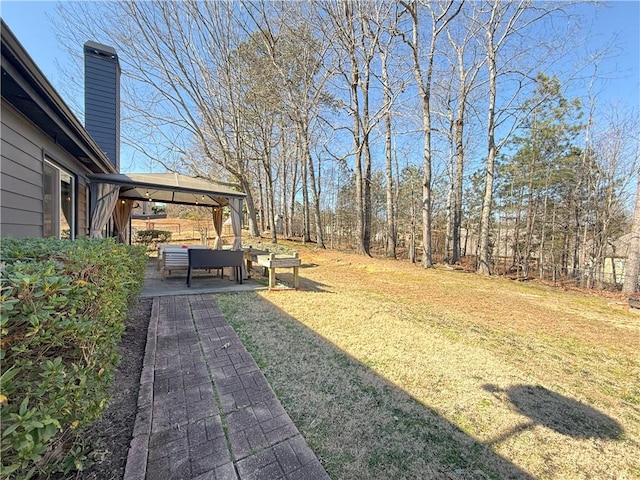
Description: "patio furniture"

(156, 243), (174, 270)
(256, 252), (301, 289)
(160, 245), (208, 277)
(187, 249), (244, 287)
(161, 247), (188, 277)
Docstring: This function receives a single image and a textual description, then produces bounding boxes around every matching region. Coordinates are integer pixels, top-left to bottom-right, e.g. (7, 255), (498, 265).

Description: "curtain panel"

(113, 199), (134, 244)
(89, 183), (120, 239)
(212, 207), (223, 249)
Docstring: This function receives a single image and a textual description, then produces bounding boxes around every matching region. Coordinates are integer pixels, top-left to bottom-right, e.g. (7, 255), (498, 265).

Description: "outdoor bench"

(187, 249), (244, 287)
(256, 252), (301, 289)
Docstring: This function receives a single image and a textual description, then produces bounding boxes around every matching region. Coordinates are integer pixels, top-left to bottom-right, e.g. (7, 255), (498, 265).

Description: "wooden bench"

(243, 248), (270, 278)
(256, 252), (301, 289)
(187, 249), (244, 287)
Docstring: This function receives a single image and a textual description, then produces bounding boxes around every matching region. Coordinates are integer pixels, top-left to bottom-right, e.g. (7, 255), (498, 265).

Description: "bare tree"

(323, 0), (394, 256)
(400, 0), (462, 267)
(380, 40), (397, 258)
(445, 10), (485, 264)
(377, 5), (408, 258)
(585, 108), (639, 288)
(474, 0), (577, 275)
(243, 1), (332, 247)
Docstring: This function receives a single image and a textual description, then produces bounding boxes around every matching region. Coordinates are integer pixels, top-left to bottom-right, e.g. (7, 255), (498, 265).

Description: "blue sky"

(1, 1), (639, 174)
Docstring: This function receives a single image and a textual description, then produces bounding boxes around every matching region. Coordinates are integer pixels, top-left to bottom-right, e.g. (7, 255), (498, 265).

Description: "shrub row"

(134, 229), (172, 253)
(0, 237), (147, 479)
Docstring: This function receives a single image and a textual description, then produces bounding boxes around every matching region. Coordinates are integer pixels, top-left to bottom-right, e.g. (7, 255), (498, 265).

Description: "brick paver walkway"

(124, 294), (329, 480)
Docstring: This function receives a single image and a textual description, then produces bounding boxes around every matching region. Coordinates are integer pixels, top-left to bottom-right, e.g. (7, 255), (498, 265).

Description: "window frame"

(43, 158), (76, 240)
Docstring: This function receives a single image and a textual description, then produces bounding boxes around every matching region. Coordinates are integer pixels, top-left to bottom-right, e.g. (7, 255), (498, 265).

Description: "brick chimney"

(84, 41), (120, 172)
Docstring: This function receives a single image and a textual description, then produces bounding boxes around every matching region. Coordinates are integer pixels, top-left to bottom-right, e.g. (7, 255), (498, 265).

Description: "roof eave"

(1, 20), (115, 174)
(87, 173), (247, 200)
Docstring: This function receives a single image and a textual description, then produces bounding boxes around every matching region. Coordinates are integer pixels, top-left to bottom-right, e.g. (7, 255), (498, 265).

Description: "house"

(1, 20), (118, 239)
(1, 20), (245, 246)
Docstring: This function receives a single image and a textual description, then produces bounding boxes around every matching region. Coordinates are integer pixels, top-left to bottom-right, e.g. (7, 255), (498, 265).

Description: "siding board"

(0, 189), (41, 211)
(0, 126), (44, 172)
(0, 224), (41, 238)
(0, 159), (42, 189)
(1, 206), (42, 225)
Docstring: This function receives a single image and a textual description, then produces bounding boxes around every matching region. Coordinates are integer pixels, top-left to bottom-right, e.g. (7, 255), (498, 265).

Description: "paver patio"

(124, 294), (329, 480)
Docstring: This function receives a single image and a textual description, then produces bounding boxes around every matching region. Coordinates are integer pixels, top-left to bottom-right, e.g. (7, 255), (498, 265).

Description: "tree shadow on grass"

(483, 384), (623, 443)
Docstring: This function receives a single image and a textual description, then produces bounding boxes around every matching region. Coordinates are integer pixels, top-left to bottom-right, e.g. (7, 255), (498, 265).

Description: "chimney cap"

(84, 40), (118, 59)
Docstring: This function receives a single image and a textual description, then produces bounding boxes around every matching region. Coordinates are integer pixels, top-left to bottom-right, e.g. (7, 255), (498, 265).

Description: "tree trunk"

(409, 183), (417, 263)
(257, 166), (266, 233)
(301, 125), (325, 248)
(523, 161), (537, 279)
(402, 0), (461, 267)
(623, 171), (640, 293)
(381, 49), (396, 258)
(240, 177), (259, 237)
(262, 153), (277, 244)
(444, 152), (454, 264)
(280, 147), (289, 238)
(452, 115), (464, 264)
(288, 154), (298, 239)
(478, 33), (497, 275)
(361, 54), (373, 256)
(301, 139), (311, 243)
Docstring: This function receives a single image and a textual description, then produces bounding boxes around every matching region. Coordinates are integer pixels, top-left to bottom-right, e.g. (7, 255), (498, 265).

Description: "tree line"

(55, 0), (639, 291)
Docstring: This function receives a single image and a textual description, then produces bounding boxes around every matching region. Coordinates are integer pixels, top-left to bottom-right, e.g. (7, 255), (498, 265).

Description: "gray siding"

(1, 101), (43, 237)
(0, 100), (90, 238)
(84, 46), (120, 171)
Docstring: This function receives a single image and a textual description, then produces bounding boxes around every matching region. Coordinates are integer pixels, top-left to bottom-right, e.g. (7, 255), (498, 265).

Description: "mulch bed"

(76, 297), (152, 480)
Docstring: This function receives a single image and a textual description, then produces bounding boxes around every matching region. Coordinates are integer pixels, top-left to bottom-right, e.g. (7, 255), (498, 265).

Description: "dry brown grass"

(216, 240), (638, 479)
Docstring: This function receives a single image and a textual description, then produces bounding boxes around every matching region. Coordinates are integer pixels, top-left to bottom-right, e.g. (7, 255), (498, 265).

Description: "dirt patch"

(77, 297), (152, 480)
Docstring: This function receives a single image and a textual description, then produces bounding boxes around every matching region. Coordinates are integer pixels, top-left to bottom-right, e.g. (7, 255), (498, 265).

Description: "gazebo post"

(229, 197), (246, 279)
(229, 197), (243, 251)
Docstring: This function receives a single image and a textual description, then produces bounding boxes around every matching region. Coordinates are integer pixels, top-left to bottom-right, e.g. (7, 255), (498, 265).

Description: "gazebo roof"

(88, 172), (245, 207)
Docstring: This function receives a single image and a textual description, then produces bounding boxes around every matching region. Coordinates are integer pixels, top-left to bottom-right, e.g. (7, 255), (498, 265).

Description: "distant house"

(603, 232), (632, 285)
(1, 20), (245, 246)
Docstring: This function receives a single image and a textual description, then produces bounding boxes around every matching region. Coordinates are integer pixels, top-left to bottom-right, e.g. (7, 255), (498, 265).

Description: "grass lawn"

(215, 242), (639, 480)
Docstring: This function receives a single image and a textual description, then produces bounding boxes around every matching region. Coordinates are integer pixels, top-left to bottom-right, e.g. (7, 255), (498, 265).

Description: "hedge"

(0, 237), (147, 479)
(133, 229), (172, 253)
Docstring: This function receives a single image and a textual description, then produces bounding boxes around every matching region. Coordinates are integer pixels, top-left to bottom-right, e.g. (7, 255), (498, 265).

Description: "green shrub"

(133, 229), (172, 253)
(0, 237), (147, 479)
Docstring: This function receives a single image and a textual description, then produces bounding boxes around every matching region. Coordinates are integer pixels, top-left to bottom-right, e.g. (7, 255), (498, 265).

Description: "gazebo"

(87, 172), (246, 249)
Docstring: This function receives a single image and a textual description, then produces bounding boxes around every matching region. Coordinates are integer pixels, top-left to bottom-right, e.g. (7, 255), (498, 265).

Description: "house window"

(43, 160), (75, 239)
